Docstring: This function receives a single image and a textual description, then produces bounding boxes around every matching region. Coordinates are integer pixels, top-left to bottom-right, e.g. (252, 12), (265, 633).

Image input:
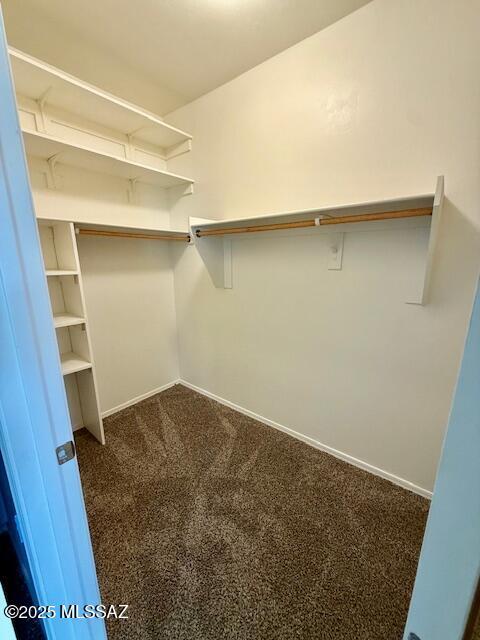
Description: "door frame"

(0, 7), (106, 639)
(404, 277), (480, 639)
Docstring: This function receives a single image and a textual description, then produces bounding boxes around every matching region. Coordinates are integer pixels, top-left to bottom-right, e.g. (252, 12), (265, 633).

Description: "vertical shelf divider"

(38, 219), (105, 444)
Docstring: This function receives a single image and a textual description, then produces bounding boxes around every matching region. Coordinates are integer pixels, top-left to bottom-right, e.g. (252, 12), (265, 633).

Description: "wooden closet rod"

(77, 228), (191, 242)
(195, 207), (432, 238)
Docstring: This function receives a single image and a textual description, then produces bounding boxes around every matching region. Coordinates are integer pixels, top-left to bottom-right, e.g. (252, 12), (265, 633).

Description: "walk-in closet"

(1, 1), (479, 639)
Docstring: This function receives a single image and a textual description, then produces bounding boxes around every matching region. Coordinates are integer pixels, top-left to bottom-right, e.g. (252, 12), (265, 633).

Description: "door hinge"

(56, 441), (76, 465)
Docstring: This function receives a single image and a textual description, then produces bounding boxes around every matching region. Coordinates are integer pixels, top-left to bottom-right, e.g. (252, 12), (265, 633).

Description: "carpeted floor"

(75, 384), (429, 640)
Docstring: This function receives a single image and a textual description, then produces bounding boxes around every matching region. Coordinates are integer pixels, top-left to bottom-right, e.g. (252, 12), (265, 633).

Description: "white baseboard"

(102, 380), (180, 418)
(178, 379), (432, 500)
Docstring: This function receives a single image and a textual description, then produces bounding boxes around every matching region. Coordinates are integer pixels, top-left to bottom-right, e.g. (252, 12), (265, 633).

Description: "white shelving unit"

(10, 49), (196, 448)
(9, 47), (191, 152)
(191, 176), (444, 304)
(23, 129), (193, 189)
(9, 47), (194, 195)
(38, 220), (104, 444)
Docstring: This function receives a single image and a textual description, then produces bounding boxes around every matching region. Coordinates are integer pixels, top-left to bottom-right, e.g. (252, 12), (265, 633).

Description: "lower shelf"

(54, 313), (85, 328)
(61, 352), (92, 376)
(46, 269), (78, 277)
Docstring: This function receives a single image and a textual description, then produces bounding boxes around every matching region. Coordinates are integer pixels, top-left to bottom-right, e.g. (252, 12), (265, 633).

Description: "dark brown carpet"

(75, 384), (429, 640)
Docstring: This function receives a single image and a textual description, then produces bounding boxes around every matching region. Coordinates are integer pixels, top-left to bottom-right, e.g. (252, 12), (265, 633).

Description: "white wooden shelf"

(191, 193), (436, 235)
(45, 268), (78, 277)
(23, 129), (194, 189)
(10, 47), (191, 151)
(60, 351), (92, 376)
(53, 313), (85, 328)
(191, 176), (444, 305)
(40, 220), (104, 444)
(75, 222), (189, 239)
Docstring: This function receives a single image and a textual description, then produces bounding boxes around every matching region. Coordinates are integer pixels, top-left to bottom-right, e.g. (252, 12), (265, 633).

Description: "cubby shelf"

(10, 47), (191, 151)
(23, 129), (194, 189)
(53, 313), (86, 328)
(45, 268), (78, 277)
(39, 219), (104, 444)
(60, 351), (92, 376)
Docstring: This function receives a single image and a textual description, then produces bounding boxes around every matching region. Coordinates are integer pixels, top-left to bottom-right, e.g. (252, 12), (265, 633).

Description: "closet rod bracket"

(314, 215), (331, 226)
(46, 152), (61, 190)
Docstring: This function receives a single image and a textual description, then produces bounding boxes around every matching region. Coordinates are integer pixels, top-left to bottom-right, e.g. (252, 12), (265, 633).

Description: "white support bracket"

(315, 215), (344, 270)
(168, 182), (194, 202)
(35, 86), (52, 133)
(166, 139), (192, 161)
(127, 178), (138, 204)
(125, 133), (135, 161)
(190, 217), (232, 289)
(406, 175), (444, 305)
(223, 238), (232, 288)
(46, 153), (61, 190)
(327, 232), (344, 270)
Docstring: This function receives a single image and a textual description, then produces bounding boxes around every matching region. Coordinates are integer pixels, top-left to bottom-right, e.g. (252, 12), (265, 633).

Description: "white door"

(0, 7), (106, 640)
(404, 279), (480, 639)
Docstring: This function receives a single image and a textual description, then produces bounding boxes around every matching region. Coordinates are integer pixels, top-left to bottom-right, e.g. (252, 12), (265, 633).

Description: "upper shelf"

(9, 47), (191, 151)
(191, 192), (435, 236)
(190, 176), (444, 306)
(23, 129), (194, 189)
(45, 269), (78, 277)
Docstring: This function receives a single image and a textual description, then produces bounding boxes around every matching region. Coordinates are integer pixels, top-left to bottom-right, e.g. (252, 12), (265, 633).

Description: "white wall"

(28, 162), (182, 415)
(166, 0), (480, 494)
(77, 234), (179, 415)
